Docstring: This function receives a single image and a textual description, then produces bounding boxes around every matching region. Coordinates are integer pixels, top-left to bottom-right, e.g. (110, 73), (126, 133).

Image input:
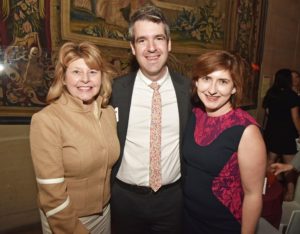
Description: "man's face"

(130, 20), (171, 81)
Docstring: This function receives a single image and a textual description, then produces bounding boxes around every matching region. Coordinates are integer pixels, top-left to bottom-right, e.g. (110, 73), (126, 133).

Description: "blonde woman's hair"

(47, 41), (115, 107)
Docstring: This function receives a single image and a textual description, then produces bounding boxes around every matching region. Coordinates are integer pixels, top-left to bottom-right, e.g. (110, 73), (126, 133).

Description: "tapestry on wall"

(61, 0), (235, 76)
(0, 0), (266, 122)
(61, 0), (265, 108)
(0, 0), (54, 119)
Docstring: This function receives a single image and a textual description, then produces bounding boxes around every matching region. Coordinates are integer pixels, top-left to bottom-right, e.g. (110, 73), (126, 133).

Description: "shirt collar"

(137, 67), (170, 88)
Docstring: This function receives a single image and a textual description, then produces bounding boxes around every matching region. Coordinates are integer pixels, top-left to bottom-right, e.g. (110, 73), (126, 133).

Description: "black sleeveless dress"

(263, 89), (299, 154)
(183, 107), (258, 234)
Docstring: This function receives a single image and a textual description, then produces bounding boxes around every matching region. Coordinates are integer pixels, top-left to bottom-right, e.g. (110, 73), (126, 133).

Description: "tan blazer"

(30, 92), (120, 233)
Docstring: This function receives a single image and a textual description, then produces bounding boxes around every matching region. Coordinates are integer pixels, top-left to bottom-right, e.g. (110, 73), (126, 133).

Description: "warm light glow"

(0, 63), (4, 72)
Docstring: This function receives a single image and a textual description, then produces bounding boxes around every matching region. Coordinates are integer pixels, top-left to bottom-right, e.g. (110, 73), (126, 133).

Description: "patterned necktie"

(149, 82), (162, 192)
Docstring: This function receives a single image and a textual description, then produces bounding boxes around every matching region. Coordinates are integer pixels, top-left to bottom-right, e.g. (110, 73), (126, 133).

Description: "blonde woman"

(30, 41), (120, 234)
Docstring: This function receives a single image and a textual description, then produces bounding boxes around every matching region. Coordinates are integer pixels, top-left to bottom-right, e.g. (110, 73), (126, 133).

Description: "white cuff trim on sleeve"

(36, 177), (64, 184)
(46, 196), (70, 218)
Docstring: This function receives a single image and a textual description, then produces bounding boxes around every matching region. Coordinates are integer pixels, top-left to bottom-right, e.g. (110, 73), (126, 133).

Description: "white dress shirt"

(117, 68), (181, 186)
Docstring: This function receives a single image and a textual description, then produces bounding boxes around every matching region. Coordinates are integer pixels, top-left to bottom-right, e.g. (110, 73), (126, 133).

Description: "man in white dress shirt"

(110, 4), (191, 234)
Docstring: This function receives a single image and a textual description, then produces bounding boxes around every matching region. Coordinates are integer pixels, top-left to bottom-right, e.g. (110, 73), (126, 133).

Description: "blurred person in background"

(263, 68), (300, 201)
(291, 70), (300, 96)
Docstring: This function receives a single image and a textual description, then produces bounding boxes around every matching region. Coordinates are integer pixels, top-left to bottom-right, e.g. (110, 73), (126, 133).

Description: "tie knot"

(149, 82), (160, 91)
